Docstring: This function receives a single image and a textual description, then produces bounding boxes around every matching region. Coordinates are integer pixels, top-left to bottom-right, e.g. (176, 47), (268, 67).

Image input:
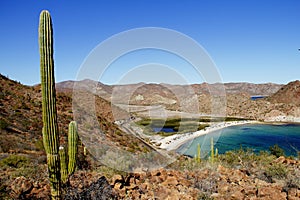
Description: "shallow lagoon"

(177, 123), (300, 158)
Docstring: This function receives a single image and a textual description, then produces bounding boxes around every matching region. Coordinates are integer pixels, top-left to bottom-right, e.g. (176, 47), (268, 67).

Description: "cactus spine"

(39, 10), (61, 199)
(210, 138), (214, 163)
(68, 121), (78, 175)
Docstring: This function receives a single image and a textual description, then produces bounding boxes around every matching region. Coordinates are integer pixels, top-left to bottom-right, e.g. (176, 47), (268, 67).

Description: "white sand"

(150, 121), (257, 151)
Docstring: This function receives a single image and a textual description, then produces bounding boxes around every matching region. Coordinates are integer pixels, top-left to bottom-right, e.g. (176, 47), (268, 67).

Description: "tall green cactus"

(68, 121), (78, 175)
(39, 10), (61, 199)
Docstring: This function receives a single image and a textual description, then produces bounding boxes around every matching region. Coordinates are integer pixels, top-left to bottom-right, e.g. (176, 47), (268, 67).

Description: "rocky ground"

(4, 154), (300, 199)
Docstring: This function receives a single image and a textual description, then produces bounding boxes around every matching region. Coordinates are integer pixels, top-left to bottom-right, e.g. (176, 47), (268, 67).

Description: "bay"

(177, 123), (300, 158)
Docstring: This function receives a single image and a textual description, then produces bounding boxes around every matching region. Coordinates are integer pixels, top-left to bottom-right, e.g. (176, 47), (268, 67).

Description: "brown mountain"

(224, 82), (283, 95)
(268, 80), (300, 106)
(56, 80), (283, 97)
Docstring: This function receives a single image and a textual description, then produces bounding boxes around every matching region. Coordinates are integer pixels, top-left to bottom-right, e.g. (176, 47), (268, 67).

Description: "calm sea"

(177, 123), (300, 158)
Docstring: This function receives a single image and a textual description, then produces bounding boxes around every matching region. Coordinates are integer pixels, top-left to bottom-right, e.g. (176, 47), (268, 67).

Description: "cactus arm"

(68, 121), (78, 175)
(59, 146), (68, 184)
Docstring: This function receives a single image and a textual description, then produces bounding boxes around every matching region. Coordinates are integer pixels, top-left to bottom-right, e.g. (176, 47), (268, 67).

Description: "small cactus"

(210, 138), (214, 163)
(196, 143), (201, 163)
(215, 148), (218, 158)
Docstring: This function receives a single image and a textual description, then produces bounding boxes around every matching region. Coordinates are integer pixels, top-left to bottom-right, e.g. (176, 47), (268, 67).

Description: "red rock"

(162, 176), (178, 186)
(210, 193), (221, 199)
(288, 188), (300, 200)
(274, 156), (285, 164)
(150, 175), (162, 183)
(257, 186), (286, 200)
(231, 190), (244, 200)
(10, 176), (33, 198)
(244, 186), (257, 196)
(111, 174), (124, 185)
(154, 187), (169, 199)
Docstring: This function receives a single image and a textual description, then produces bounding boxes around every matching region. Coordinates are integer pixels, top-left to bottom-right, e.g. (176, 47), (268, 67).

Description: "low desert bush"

(0, 154), (29, 168)
(265, 163), (288, 179)
(269, 144), (285, 158)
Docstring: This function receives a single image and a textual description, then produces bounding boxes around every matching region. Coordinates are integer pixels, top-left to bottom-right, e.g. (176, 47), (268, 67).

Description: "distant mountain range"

(56, 80), (283, 96)
(56, 79), (300, 122)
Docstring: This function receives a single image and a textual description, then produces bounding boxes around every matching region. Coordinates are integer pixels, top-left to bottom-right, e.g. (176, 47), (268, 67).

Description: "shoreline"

(150, 120), (259, 151)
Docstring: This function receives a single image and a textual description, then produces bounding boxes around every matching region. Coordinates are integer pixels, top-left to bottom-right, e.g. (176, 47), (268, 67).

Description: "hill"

(0, 74), (151, 154)
(268, 80), (300, 106)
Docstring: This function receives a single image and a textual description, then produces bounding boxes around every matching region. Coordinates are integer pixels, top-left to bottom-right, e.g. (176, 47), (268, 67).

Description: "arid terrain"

(1, 74), (300, 199)
(57, 79), (300, 122)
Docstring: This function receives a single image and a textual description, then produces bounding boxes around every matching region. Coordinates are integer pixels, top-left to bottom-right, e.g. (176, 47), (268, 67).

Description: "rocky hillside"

(224, 82), (283, 95)
(268, 80), (300, 106)
(0, 74), (150, 154)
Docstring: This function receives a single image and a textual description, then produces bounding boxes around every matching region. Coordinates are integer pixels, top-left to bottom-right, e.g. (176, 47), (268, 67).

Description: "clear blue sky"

(0, 0), (299, 85)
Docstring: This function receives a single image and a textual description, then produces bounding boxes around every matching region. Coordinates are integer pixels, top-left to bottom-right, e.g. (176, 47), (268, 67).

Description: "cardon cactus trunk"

(39, 10), (61, 199)
(68, 121), (78, 175)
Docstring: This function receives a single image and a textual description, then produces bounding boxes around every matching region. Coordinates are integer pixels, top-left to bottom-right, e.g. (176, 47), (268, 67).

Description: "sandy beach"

(151, 120), (258, 151)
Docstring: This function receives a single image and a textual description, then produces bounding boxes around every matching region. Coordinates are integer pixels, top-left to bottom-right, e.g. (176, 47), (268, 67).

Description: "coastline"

(150, 120), (259, 151)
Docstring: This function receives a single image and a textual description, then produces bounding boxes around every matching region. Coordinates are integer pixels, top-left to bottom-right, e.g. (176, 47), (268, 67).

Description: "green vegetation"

(136, 117), (210, 136)
(136, 116), (250, 136)
(0, 155), (29, 168)
(265, 163), (288, 179)
(269, 144), (285, 158)
(0, 119), (8, 130)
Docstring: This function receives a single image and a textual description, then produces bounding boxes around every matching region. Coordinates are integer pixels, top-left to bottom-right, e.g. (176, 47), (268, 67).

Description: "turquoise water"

(177, 123), (300, 158)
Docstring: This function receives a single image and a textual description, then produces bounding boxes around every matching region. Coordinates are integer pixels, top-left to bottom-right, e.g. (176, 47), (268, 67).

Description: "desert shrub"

(0, 155), (29, 168)
(0, 119), (8, 130)
(265, 163), (288, 179)
(11, 165), (41, 179)
(198, 193), (214, 200)
(219, 148), (275, 170)
(34, 138), (44, 151)
(269, 144), (285, 158)
(219, 148), (256, 167)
